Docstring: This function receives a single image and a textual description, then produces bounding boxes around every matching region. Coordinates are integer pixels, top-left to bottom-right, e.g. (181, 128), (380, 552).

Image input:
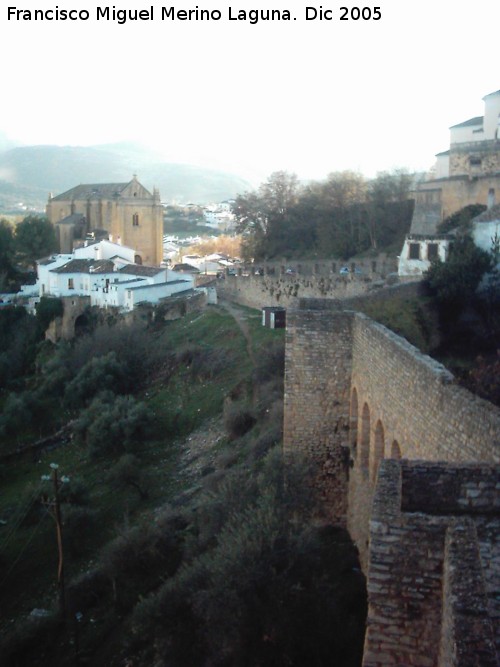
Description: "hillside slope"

(0, 143), (251, 210)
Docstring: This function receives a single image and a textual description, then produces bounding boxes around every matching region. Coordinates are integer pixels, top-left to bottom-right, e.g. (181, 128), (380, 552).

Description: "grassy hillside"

(0, 304), (367, 667)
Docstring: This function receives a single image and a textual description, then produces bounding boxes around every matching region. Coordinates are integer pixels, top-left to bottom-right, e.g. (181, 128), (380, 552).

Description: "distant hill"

(0, 143), (251, 212)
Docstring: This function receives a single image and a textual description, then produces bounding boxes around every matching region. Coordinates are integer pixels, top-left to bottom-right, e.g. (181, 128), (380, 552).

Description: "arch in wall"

(390, 440), (402, 460)
(360, 402), (370, 473)
(372, 420), (385, 481)
(350, 388), (359, 459)
(74, 312), (91, 337)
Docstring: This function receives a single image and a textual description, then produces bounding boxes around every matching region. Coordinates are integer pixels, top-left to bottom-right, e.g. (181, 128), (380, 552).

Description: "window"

(68, 278), (74, 290)
(132, 213), (139, 226)
(427, 244), (438, 261)
(409, 243), (420, 260)
(469, 157), (482, 167)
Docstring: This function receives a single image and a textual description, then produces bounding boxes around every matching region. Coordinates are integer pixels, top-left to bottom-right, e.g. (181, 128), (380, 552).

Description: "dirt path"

(216, 298), (256, 368)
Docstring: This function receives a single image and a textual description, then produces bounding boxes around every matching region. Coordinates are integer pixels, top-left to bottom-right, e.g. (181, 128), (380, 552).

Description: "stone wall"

(284, 303), (500, 561)
(219, 255), (401, 311)
(283, 309), (353, 525)
(45, 295), (91, 342)
(283, 300), (500, 664)
(364, 460), (499, 667)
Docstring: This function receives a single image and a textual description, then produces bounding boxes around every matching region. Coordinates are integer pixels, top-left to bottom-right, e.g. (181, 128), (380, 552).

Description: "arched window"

(349, 388), (358, 459)
(360, 403), (370, 472)
(391, 440), (402, 459)
(132, 213), (139, 227)
(372, 420), (385, 481)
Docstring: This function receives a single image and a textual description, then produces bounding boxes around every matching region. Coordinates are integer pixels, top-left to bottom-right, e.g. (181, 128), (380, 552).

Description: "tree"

(14, 216), (57, 269)
(437, 204), (487, 236)
(108, 454), (149, 500)
(426, 236), (493, 318)
(312, 171), (368, 258)
(73, 391), (153, 458)
(233, 171), (300, 260)
(0, 219), (16, 288)
(35, 296), (63, 333)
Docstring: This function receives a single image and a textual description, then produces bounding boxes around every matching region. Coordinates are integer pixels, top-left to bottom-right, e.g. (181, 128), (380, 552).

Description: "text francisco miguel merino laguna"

(7, 5), (382, 23)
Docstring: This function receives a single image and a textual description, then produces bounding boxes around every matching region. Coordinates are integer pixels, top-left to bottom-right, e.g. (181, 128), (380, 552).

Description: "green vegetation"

(0, 303), (366, 666)
(0, 215), (57, 291)
(233, 169), (414, 261)
(437, 203), (487, 236)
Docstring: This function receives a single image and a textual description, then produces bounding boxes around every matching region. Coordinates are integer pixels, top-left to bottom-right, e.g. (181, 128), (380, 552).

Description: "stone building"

(46, 176), (163, 266)
(399, 89), (500, 275)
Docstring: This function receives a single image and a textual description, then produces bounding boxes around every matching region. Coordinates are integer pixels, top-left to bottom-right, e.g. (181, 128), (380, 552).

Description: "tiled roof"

(57, 213), (86, 225)
(127, 279), (191, 291)
(38, 256), (58, 266)
(118, 264), (164, 277)
(450, 116), (483, 129)
(50, 183), (130, 201)
(171, 263), (200, 273)
(51, 259), (115, 274)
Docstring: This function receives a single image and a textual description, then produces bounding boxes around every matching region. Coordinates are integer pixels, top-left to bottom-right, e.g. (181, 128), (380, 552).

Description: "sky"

(1, 0), (499, 185)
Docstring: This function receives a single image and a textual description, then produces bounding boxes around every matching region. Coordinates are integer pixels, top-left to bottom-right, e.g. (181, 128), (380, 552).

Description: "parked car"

(339, 266), (350, 275)
(285, 267), (296, 275)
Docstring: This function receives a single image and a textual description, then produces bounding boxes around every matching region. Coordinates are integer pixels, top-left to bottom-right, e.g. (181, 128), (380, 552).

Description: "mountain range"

(0, 142), (252, 212)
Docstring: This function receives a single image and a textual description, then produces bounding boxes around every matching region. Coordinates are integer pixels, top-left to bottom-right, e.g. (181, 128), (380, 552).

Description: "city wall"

(219, 255), (400, 310)
(365, 460), (499, 667)
(283, 300), (500, 665)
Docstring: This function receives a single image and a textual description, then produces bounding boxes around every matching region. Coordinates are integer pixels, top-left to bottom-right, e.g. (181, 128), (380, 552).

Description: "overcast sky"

(1, 0), (499, 185)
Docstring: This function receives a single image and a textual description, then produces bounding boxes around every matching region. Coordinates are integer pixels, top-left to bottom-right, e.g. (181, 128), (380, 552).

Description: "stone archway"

(74, 312), (91, 337)
(372, 420), (385, 481)
(350, 388), (359, 460)
(391, 440), (402, 459)
(360, 403), (370, 474)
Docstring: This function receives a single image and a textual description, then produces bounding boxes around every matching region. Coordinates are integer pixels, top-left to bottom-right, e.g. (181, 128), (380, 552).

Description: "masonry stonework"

(283, 300), (500, 665)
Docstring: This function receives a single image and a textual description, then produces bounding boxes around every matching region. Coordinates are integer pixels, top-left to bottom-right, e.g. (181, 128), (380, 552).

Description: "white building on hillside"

(29, 240), (194, 311)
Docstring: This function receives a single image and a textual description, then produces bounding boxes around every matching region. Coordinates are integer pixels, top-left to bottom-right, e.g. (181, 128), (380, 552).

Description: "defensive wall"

(218, 255), (401, 310)
(283, 300), (500, 665)
(366, 460), (499, 666)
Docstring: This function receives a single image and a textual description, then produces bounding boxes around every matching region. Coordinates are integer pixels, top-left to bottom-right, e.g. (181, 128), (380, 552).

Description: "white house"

(29, 240), (195, 311)
(398, 236), (453, 276)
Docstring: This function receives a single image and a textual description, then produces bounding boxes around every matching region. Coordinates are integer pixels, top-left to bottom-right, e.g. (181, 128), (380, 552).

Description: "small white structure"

(398, 236), (452, 276)
(472, 205), (500, 255)
(27, 240), (195, 311)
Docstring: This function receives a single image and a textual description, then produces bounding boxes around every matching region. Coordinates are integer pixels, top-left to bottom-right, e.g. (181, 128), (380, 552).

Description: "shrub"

(108, 454), (149, 500)
(132, 491), (366, 667)
(73, 391), (153, 458)
(98, 516), (184, 611)
(223, 401), (256, 439)
(177, 344), (230, 380)
(253, 340), (285, 384)
(62, 505), (97, 557)
(63, 351), (128, 409)
(35, 296), (63, 332)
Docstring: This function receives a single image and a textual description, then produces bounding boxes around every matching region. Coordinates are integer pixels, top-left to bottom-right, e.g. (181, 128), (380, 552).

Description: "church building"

(46, 176), (163, 266)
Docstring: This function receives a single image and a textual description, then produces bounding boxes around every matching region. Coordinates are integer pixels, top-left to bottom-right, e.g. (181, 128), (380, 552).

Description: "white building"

(30, 240), (194, 311)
